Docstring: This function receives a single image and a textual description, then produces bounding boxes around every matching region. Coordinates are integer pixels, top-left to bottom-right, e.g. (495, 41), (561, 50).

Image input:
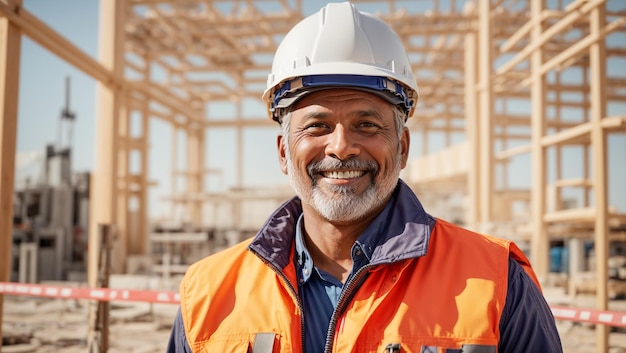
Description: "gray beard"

(285, 146), (402, 223)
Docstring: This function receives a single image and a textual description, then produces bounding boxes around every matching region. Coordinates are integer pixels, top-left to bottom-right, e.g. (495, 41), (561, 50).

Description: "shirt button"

(304, 268), (309, 276)
(354, 248), (362, 257)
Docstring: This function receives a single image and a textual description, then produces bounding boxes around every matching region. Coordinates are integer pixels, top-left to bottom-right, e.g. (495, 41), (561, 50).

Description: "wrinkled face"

(278, 89), (410, 224)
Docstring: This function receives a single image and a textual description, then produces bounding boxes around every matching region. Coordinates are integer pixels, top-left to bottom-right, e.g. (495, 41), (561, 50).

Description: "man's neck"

(300, 206), (379, 283)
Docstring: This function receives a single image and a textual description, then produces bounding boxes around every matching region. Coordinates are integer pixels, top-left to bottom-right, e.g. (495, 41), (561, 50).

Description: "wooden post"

(589, 4), (609, 352)
(87, 224), (114, 353)
(0, 2), (22, 350)
(136, 82), (150, 255)
(116, 103), (129, 273)
(464, 29), (479, 230)
(186, 126), (204, 226)
(477, 0), (493, 230)
(88, 0), (125, 287)
(530, 0), (549, 279)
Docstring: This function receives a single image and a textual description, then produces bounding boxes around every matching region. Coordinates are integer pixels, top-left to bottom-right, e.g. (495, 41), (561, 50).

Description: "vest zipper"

(323, 264), (373, 353)
(249, 249), (306, 352)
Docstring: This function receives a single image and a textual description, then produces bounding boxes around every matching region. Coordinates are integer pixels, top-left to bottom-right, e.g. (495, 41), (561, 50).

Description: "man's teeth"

(324, 170), (364, 179)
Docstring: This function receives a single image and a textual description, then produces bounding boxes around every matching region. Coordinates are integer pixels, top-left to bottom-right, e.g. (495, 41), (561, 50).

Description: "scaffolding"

(1, 0), (625, 351)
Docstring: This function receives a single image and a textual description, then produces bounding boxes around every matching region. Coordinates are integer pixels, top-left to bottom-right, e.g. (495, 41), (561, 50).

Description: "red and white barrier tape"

(0, 282), (179, 304)
(551, 305), (626, 327)
(2, 282), (625, 327)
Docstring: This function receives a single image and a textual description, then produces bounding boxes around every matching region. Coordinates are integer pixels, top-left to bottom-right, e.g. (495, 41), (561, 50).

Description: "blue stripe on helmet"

(271, 74), (413, 116)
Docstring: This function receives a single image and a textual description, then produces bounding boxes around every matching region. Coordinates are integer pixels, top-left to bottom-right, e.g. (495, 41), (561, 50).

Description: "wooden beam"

(494, 116), (625, 160)
(465, 30), (479, 229)
(495, 0), (606, 76)
(0, 0), (114, 86)
(590, 3), (610, 352)
(0, 2), (204, 129)
(543, 207), (596, 223)
(88, 0), (126, 287)
(477, 0), (494, 226)
(530, 0), (550, 278)
(520, 16), (626, 87)
(554, 178), (593, 188)
(0, 4), (22, 350)
(499, 9), (559, 53)
(495, 144), (532, 160)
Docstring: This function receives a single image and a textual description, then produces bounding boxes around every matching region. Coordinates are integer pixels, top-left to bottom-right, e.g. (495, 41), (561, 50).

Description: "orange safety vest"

(179, 216), (539, 353)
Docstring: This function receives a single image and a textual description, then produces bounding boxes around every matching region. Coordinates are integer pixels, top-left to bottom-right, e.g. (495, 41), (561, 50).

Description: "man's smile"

(320, 170), (366, 179)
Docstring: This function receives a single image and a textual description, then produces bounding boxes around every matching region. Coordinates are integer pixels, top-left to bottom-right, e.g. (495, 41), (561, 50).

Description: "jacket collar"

(248, 179), (435, 271)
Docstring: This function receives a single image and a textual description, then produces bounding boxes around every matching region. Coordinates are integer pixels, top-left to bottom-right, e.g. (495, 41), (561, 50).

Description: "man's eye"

(357, 122), (380, 130)
(305, 123), (329, 130)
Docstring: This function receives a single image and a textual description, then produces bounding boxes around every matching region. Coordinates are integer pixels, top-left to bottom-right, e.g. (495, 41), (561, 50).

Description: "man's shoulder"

(430, 217), (521, 263)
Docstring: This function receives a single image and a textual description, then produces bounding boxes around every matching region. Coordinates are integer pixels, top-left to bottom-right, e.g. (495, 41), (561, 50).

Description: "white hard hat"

(263, 2), (419, 122)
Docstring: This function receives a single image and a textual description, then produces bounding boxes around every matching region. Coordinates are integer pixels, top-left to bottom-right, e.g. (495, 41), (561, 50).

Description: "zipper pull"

(385, 343), (401, 353)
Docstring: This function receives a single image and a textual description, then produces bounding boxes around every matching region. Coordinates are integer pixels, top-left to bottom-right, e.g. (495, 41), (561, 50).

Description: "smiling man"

(167, 2), (563, 353)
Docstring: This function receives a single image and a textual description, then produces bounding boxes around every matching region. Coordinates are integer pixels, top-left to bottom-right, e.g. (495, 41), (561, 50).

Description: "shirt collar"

(295, 214), (314, 283)
(294, 192), (396, 284)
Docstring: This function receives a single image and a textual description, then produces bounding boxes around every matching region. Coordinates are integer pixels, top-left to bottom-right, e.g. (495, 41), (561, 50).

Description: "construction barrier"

(550, 305), (626, 327)
(0, 281), (179, 304)
(1, 282), (626, 327)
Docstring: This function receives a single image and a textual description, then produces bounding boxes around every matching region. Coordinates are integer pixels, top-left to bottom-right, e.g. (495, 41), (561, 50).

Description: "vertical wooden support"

(235, 78), (244, 188)
(530, 0), (549, 278)
(186, 126), (204, 225)
(233, 82), (243, 231)
(171, 126), (178, 217)
(115, 102), (129, 272)
(554, 73), (563, 213)
(136, 107), (149, 254)
(589, 4), (609, 352)
(477, 0), (493, 229)
(88, 224), (114, 353)
(88, 0), (125, 287)
(464, 30), (480, 229)
(134, 57), (151, 254)
(0, 5), (22, 349)
(582, 67), (592, 208)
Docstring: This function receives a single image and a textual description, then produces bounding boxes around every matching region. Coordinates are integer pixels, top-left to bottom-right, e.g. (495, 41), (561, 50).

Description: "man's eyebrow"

(300, 108), (384, 121)
(351, 109), (384, 121)
(302, 111), (329, 120)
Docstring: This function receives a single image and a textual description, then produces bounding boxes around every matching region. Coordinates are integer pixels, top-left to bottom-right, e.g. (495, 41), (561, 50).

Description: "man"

(167, 2), (563, 352)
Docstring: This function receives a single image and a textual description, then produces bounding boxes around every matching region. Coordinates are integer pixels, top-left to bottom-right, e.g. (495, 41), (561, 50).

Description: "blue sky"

(15, 0), (626, 219)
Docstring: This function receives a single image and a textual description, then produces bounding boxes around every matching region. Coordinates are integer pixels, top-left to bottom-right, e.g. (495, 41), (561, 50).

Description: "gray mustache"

(307, 158), (378, 176)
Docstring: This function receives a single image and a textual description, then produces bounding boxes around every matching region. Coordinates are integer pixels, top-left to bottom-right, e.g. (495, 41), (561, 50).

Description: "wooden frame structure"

(1, 0), (625, 351)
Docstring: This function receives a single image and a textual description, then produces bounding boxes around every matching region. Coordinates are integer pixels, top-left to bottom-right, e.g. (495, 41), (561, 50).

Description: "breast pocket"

(420, 345), (496, 353)
(198, 332), (278, 353)
(197, 334), (250, 353)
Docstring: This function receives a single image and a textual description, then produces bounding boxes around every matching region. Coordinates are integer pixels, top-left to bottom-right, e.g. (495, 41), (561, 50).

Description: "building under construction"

(1, 0), (625, 352)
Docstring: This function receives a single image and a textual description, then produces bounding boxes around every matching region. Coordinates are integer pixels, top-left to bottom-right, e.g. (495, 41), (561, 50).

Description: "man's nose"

(325, 125), (360, 160)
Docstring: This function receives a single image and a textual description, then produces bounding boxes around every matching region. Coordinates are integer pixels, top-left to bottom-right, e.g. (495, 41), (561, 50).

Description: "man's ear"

(400, 127), (411, 169)
(277, 134), (288, 175)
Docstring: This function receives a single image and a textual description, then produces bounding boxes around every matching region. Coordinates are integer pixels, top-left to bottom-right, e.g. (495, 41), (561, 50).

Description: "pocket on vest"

(421, 345), (496, 353)
(198, 333), (278, 353)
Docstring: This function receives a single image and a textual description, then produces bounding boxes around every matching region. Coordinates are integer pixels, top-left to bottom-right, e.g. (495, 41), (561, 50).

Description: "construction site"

(0, 0), (625, 352)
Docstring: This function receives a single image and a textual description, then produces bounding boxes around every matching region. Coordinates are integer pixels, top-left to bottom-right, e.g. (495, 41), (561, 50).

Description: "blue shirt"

(294, 198), (391, 353)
